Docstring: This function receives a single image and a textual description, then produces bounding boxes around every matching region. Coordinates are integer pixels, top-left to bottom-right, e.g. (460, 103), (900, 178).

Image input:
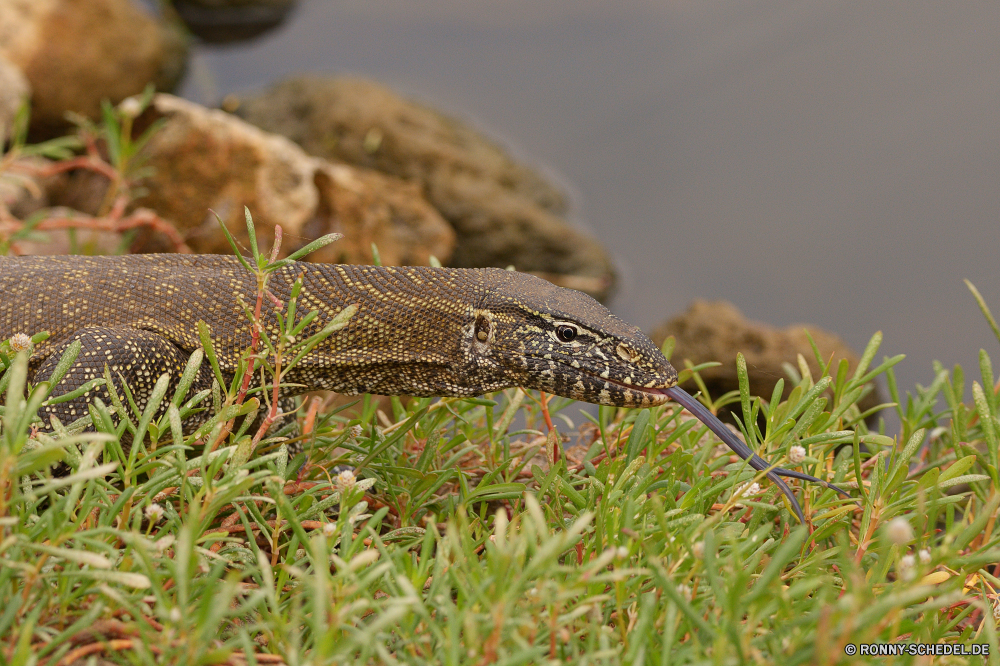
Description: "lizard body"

(0, 253), (845, 520)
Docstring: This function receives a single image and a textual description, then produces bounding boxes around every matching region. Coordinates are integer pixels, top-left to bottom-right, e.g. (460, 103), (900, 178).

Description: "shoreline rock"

(0, 0), (187, 137)
(651, 300), (883, 421)
(129, 94), (456, 267)
(230, 75), (616, 300)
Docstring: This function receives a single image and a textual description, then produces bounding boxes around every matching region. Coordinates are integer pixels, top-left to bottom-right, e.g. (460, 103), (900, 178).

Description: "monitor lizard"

(0, 253), (848, 521)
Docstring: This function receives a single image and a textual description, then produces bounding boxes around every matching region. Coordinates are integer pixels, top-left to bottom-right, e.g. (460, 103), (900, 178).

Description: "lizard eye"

(555, 324), (578, 343)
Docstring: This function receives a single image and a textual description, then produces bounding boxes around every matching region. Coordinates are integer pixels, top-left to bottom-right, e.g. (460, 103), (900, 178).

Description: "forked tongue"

(661, 385), (851, 523)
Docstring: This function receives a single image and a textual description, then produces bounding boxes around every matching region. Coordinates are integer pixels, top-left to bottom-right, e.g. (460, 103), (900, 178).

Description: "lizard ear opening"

(474, 313), (492, 343)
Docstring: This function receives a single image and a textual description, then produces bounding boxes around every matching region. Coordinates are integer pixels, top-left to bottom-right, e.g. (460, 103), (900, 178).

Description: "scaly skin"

(0, 253), (848, 521)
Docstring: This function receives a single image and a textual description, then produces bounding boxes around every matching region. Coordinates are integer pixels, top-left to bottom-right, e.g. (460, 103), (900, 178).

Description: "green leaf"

(938, 455), (977, 484)
(973, 381), (999, 474)
(197, 321), (226, 389)
(281, 233), (345, 264)
(966, 279), (1000, 346)
(465, 482), (527, 502)
(244, 206), (259, 258)
(850, 331), (883, 383)
(626, 409), (651, 464)
(214, 210), (254, 272)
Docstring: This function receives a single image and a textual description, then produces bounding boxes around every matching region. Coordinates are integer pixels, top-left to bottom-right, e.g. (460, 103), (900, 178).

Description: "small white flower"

(9, 333), (31, 353)
(886, 517), (914, 545)
(169, 606), (182, 623)
(789, 446), (806, 464)
(918, 549), (931, 564)
(692, 541), (705, 559)
(616, 546), (629, 559)
(677, 584), (692, 600)
(119, 96), (143, 119)
(144, 503), (164, 522)
(350, 425), (363, 438)
(737, 482), (761, 498)
(335, 469), (356, 491)
(899, 554), (916, 581)
(322, 522), (337, 537)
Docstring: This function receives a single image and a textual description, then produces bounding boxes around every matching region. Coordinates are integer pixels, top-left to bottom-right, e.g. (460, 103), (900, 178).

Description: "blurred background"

(4, 0), (999, 429)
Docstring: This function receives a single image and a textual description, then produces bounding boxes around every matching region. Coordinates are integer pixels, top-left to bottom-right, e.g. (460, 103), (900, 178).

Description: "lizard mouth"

(580, 371), (674, 406)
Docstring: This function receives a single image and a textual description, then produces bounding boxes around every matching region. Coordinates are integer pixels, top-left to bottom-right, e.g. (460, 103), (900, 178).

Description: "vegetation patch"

(2, 108), (1000, 664)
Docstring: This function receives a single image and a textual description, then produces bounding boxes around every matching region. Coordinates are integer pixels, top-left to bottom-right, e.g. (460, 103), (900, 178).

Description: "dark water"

(180, 1), (1000, 413)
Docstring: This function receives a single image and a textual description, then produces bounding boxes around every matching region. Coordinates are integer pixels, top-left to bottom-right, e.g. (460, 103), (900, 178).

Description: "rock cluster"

(128, 95), (455, 267)
(0, 1), (616, 298)
(230, 76), (615, 298)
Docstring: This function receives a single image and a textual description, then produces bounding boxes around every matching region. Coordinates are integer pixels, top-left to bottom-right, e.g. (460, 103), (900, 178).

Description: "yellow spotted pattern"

(0, 254), (679, 428)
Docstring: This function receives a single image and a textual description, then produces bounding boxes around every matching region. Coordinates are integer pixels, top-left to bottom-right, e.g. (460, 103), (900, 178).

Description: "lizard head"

(468, 269), (851, 523)
(471, 270), (677, 407)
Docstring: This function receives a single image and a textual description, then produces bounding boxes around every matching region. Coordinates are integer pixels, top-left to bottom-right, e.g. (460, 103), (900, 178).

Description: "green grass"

(4, 227), (1000, 664)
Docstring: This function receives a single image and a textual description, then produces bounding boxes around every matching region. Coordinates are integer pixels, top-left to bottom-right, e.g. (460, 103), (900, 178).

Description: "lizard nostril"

(617, 343), (639, 363)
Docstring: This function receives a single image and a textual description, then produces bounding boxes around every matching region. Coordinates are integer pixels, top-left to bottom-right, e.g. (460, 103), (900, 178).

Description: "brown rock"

(173, 0), (299, 44)
(0, 0), (188, 136)
(129, 94), (454, 266)
(231, 75), (566, 211)
(650, 300), (882, 419)
(230, 75), (616, 299)
(304, 165), (456, 267)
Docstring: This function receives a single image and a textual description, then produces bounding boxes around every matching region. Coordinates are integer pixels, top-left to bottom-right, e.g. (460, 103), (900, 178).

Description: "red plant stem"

(539, 391), (555, 431)
(208, 275), (266, 454)
(231, 226), (285, 440)
(3, 207), (192, 255)
(59, 639), (156, 666)
(10, 155), (119, 181)
(252, 352), (283, 448)
(303, 397), (321, 436)
(853, 509), (881, 564)
(238, 285), (265, 406)
(269, 226), (283, 262)
(206, 518), (329, 535)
